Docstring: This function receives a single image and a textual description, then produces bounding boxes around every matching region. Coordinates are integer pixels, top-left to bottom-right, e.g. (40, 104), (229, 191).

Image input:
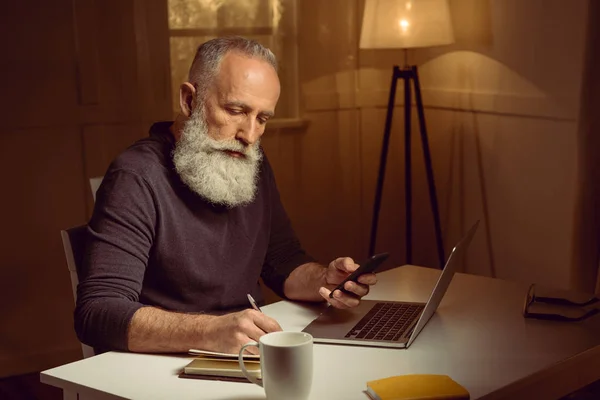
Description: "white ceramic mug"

(238, 331), (313, 400)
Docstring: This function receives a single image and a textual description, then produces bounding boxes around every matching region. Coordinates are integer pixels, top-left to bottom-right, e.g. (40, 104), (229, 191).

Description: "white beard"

(172, 109), (263, 208)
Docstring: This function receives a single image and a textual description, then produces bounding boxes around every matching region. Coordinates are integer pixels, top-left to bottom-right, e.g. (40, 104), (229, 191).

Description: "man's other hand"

(318, 257), (378, 309)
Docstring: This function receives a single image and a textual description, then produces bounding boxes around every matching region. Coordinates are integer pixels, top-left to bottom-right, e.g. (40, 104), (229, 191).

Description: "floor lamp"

(360, 0), (455, 269)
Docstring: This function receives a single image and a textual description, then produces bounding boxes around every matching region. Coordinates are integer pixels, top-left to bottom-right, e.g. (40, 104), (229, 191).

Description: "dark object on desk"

(329, 252), (389, 298)
(522, 284), (600, 322)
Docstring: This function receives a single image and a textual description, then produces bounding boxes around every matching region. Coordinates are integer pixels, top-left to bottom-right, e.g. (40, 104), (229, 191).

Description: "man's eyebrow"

(224, 101), (274, 118)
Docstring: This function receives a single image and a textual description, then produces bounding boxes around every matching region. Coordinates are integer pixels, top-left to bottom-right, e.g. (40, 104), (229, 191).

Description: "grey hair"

(188, 36), (278, 101)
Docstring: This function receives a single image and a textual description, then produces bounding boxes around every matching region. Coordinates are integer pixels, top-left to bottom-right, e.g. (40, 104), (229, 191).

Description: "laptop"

(302, 220), (480, 349)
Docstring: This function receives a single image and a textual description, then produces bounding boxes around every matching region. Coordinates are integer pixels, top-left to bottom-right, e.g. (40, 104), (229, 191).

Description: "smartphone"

(329, 252), (390, 298)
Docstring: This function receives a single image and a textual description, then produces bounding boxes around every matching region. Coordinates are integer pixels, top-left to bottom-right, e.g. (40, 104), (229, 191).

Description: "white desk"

(41, 265), (600, 400)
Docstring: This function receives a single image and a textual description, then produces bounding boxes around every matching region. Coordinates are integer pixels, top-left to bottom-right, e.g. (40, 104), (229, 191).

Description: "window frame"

(166, 0), (303, 126)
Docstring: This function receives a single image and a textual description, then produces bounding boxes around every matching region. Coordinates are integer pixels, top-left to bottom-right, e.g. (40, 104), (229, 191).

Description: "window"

(167, 0), (300, 121)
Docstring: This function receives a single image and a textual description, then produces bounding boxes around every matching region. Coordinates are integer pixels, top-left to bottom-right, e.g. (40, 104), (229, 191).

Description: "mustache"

(206, 139), (262, 162)
(207, 139), (249, 154)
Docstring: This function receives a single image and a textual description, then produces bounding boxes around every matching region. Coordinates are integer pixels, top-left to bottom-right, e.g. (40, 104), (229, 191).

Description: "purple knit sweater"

(74, 122), (313, 351)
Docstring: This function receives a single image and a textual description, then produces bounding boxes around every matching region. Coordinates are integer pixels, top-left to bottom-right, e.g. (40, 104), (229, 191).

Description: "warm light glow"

(399, 19), (410, 33)
(360, 0), (454, 49)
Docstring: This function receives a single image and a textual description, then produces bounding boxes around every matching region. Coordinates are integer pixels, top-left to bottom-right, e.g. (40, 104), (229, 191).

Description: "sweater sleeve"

(74, 168), (156, 351)
(260, 159), (315, 298)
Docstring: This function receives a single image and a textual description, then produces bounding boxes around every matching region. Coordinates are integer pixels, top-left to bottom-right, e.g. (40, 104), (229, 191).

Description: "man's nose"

(236, 117), (262, 145)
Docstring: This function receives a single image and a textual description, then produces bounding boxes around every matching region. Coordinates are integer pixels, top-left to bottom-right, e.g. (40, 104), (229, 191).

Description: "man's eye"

(257, 118), (268, 125)
(227, 108), (242, 115)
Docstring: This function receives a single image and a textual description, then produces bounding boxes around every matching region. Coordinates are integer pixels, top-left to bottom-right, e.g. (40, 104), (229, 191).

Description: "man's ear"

(179, 82), (196, 117)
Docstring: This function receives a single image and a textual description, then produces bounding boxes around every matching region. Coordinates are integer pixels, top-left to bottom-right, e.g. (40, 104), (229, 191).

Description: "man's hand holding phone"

(318, 253), (388, 309)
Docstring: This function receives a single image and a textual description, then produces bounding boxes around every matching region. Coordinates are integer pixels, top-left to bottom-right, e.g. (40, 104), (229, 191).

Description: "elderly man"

(75, 36), (377, 355)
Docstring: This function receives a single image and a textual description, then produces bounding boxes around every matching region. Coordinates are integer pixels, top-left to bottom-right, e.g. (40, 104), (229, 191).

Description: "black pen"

(247, 293), (262, 312)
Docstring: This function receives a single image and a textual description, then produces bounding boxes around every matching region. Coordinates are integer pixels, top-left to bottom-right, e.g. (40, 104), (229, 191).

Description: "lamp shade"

(360, 0), (455, 49)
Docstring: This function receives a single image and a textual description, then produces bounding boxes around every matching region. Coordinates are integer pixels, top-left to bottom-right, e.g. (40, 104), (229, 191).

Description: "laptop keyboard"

(344, 302), (425, 341)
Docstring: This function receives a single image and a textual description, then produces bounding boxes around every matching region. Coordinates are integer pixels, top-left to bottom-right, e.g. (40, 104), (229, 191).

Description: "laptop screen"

(406, 220), (480, 346)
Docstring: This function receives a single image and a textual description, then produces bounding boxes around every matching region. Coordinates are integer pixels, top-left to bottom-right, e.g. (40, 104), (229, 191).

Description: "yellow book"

(366, 374), (470, 400)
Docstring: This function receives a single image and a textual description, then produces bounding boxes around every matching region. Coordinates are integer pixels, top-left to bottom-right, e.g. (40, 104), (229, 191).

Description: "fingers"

(327, 273), (377, 299)
(342, 279), (370, 298)
(236, 310), (278, 343)
(319, 287), (360, 309)
(324, 255), (380, 309)
(326, 257), (360, 287)
(319, 269), (378, 309)
(204, 310), (283, 355)
(251, 310), (283, 333)
(357, 273), (377, 286)
(234, 312), (280, 355)
(332, 257), (358, 274)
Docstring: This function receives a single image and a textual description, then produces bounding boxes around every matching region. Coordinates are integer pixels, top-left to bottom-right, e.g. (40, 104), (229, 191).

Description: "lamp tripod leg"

(412, 66), (445, 269)
(369, 66), (399, 257)
(404, 73), (412, 265)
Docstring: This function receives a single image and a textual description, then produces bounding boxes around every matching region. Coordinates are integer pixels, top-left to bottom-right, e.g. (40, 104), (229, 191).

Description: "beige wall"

(0, 0), (172, 377)
(288, 0), (590, 291)
(0, 0), (594, 378)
